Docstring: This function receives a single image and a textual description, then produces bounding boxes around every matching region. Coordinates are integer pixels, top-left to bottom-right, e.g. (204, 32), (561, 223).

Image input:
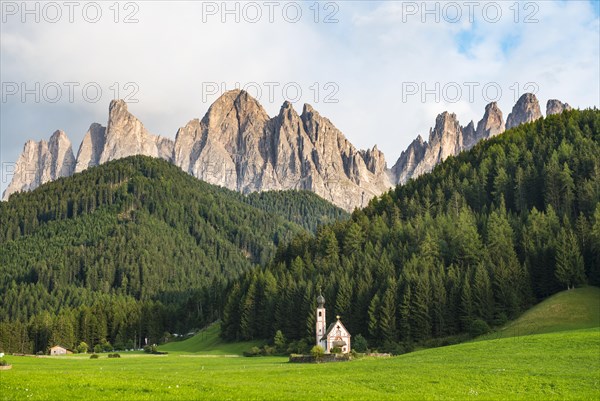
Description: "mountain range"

(3, 91), (571, 210)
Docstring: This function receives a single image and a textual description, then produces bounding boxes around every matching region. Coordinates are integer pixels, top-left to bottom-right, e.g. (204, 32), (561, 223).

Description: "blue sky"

(1, 0), (599, 195)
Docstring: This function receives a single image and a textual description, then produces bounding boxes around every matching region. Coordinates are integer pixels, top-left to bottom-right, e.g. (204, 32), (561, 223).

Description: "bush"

(261, 345), (275, 356)
(144, 345), (157, 354)
(101, 341), (113, 353)
(0, 358), (9, 366)
(310, 345), (324, 360)
(93, 344), (103, 354)
(330, 346), (342, 354)
(273, 330), (286, 353)
(352, 334), (368, 352)
(286, 339), (311, 355)
(243, 346), (262, 357)
(143, 344), (168, 355)
(469, 319), (491, 338)
(77, 342), (89, 354)
(90, 354), (99, 359)
(108, 353), (121, 358)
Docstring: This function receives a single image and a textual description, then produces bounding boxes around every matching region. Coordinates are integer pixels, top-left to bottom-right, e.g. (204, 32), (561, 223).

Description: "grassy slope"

(158, 323), (263, 355)
(478, 286), (600, 341)
(1, 328), (598, 400)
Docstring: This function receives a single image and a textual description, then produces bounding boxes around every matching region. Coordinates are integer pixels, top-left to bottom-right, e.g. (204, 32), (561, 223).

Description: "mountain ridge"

(3, 91), (568, 208)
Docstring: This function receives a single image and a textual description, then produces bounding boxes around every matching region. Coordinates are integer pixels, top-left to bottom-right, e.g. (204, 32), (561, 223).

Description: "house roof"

(320, 319), (351, 341)
(50, 345), (72, 351)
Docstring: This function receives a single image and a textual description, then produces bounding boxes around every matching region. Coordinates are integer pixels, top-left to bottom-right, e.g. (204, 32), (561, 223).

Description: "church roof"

(319, 319), (351, 341)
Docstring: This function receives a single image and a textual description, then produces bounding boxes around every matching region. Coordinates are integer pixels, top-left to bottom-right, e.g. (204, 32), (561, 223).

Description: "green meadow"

(1, 288), (599, 401)
(476, 286), (600, 341)
(158, 323), (263, 355)
(0, 328), (598, 401)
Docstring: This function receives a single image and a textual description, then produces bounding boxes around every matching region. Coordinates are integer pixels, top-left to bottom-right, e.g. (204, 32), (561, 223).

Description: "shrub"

(352, 334), (368, 352)
(330, 346), (342, 354)
(261, 345), (275, 356)
(108, 353), (121, 358)
(243, 346), (262, 357)
(469, 319), (491, 338)
(77, 342), (89, 354)
(273, 330), (286, 353)
(90, 354), (99, 359)
(310, 345), (324, 361)
(286, 339), (311, 355)
(101, 341), (113, 353)
(93, 344), (102, 354)
(143, 344), (168, 355)
(144, 345), (157, 354)
(0, 358), (8, 366)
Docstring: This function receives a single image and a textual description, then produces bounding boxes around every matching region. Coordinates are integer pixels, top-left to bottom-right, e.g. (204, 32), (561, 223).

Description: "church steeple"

(315, 293), (327, 349)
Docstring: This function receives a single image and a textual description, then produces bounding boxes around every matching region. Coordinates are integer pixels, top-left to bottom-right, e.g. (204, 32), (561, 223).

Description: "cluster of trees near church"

(0, 157), (346, 354)
(221, 109), (600, 350)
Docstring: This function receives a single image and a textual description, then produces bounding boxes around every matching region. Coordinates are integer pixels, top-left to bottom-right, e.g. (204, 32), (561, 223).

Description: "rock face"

(391, 101), (506, 184)
(99, 100), (173, 164)
(506, 93), (542, 129)
(4, 91), (569, 208)
(75, 123), (107, 173)
(407, 112), (464, 178)
(173, 90), (392, 210)
(3, 130), (75, 200)
(476, 102), (505, 140)
(546, 99), (572, 116)
(390, 135), (427, 184)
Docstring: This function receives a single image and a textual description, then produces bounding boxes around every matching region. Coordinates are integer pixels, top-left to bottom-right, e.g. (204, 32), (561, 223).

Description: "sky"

(1, 0), (599, 195)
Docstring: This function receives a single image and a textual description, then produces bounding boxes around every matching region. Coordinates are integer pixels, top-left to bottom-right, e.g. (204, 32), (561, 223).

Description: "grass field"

(1, 328), (598, 400)
(158, 323), (263, 355)
(1, 288), (598, 400)
(477, 286), (600, 341)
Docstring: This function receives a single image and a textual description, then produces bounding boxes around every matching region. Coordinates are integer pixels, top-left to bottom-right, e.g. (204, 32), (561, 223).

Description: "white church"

(315, 294), (351, 353)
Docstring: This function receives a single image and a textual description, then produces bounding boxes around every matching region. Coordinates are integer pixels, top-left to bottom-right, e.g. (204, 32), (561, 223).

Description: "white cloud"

(1, 1), (598, 193)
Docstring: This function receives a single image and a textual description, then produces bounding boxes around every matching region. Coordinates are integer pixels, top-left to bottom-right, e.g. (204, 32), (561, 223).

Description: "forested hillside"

(0, 156), (345, 353)
(221, 109), (600, 351)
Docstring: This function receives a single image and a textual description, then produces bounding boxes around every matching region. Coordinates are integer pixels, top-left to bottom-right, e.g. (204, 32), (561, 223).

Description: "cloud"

(1, 1), (599, 194)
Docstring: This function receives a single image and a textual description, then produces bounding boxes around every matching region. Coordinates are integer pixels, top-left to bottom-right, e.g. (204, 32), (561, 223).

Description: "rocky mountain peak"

(546, 99), (572, 116)
(427, 111), (463, 161)
(2, 130), (75, 200)
(506, 93), (542, 129)
(390, 135), (427, 184)
(360, 145), (388, 175)
(476, 101), (505, 140)
(75, 123), (107, 173)
(99, 99), (173, 164)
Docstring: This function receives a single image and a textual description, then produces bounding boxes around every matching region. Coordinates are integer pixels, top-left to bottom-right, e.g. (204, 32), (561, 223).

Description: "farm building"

(315, 294), (351, 353)
(49, 345), (72, 356)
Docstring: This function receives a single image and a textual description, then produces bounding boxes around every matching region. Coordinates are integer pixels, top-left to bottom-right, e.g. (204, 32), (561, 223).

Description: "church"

(315, 294), (351, 353)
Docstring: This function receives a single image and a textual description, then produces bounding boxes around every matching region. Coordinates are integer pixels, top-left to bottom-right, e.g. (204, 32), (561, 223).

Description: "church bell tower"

(316, 293), (327, 349)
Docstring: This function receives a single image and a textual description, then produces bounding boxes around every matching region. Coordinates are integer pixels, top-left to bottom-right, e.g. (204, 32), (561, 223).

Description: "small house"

(49, 345), (72, 356)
